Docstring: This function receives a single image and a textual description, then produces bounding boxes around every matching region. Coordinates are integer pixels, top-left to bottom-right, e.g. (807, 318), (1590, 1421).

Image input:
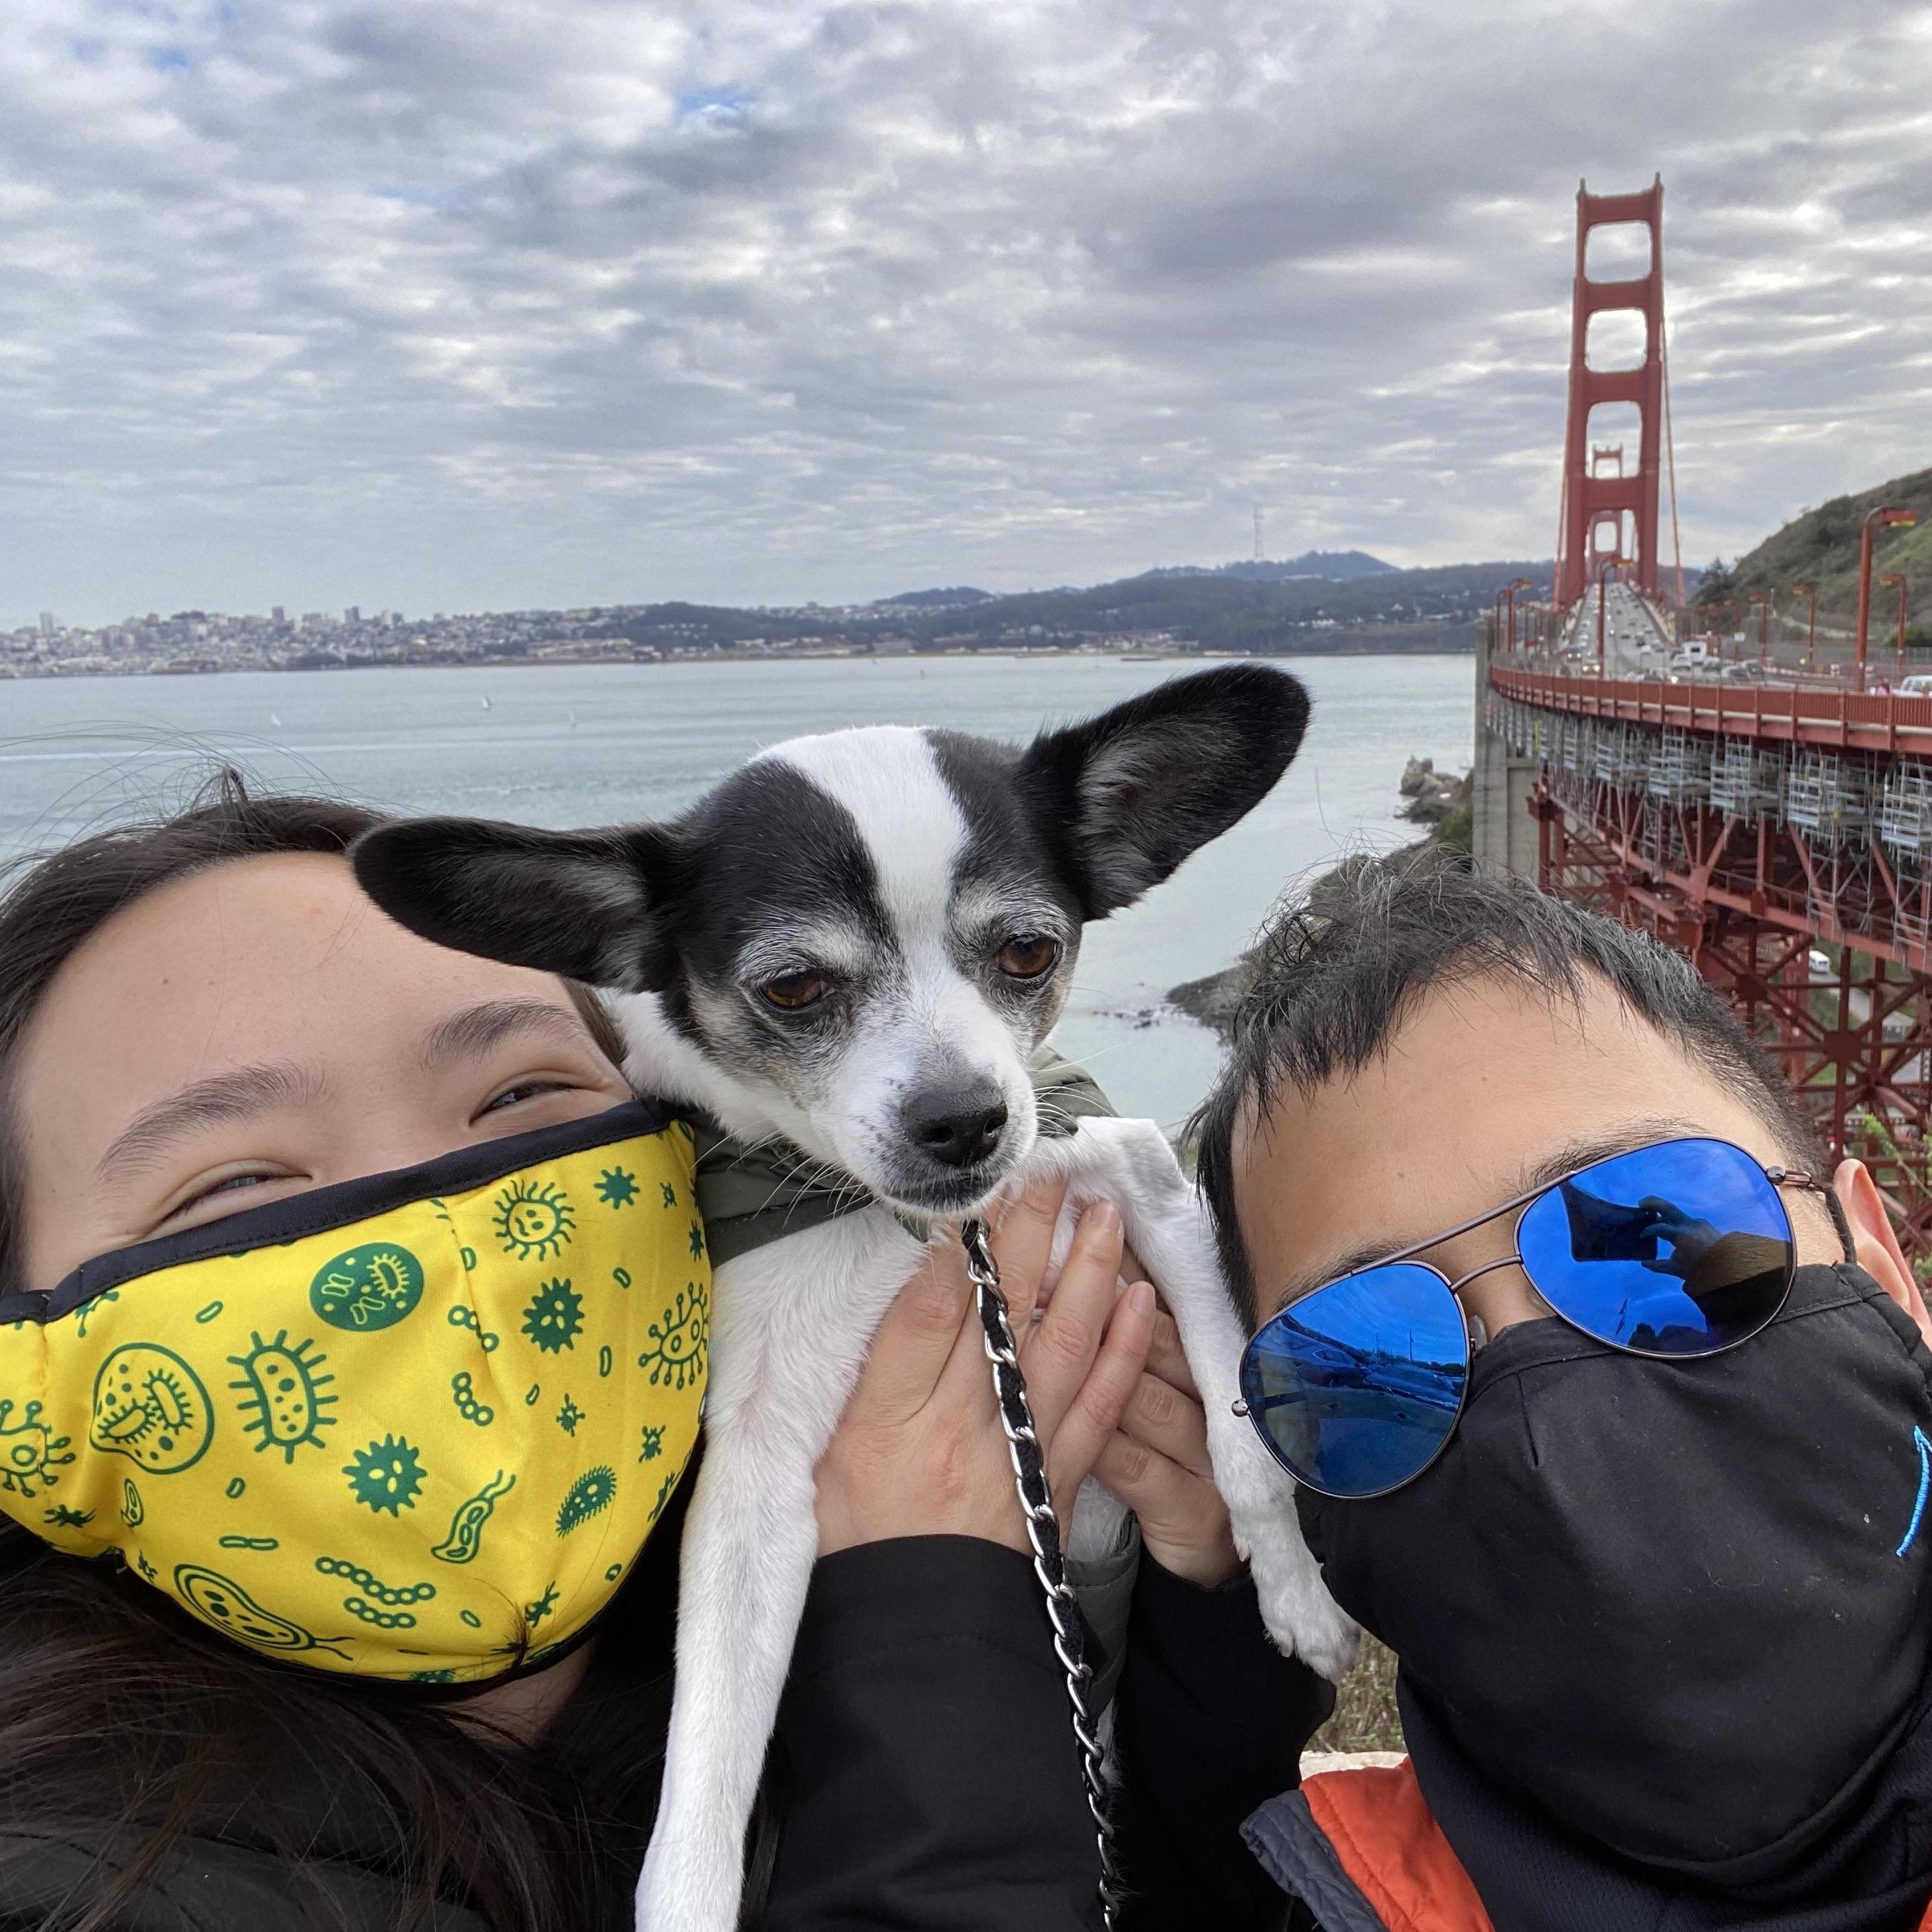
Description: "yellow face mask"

(0, 1101), (707, 1683)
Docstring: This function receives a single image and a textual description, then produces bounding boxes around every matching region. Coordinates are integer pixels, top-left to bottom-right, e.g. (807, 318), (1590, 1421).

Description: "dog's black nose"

(903, 1088), (1009, 1169)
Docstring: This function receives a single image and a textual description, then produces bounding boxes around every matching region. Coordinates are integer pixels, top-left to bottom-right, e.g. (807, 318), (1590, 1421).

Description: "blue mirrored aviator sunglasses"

(1235, 1136), (1833, 1501)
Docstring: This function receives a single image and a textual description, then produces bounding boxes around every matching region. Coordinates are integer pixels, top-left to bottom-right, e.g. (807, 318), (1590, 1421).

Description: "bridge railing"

(1489, 663), (1932, 756)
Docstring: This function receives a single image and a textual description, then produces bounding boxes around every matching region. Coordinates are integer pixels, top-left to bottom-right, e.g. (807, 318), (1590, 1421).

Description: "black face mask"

(1297, 1263), (1932, 1878)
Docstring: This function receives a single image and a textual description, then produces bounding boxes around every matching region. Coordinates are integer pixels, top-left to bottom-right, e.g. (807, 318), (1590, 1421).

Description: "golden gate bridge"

(1476, 178), (1931, 1257)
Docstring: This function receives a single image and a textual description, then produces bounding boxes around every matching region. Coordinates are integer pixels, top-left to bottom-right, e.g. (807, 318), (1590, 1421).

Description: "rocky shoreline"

(1168, 756), (1473, 1038)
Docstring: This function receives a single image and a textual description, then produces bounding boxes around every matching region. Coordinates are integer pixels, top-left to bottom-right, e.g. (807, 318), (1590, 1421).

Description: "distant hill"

(1724, 465), (1932, 642)
(871, 586), (994, 608)
(907, 560), (1551, 654)
(580, 560), (1552, 658)
(1141, 549), (1397, 585)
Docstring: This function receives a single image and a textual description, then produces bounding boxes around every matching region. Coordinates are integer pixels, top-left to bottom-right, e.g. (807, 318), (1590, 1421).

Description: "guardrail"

(1489, 664), (1932, 758)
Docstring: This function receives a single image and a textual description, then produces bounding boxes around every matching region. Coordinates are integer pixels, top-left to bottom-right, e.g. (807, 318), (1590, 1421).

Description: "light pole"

(1856, 506), (1919, 692)
(1597, 556), (1622, 674)
(1746, 592), (1772, 659)
(1793, 582), (1817, 673)
(1883, 573), (1910, 682)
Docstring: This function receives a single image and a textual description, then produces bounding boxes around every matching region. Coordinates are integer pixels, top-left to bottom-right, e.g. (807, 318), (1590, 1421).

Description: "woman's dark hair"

(0, 773), (669, 1931)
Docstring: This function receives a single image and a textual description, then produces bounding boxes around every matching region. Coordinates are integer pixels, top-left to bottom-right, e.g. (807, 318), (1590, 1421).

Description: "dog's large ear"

(350, 817), (681, 992)
(1017, 664), (1310, 917)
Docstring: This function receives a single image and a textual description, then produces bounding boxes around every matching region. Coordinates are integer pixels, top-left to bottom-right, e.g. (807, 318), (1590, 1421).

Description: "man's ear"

(350, 817), (681, 993)
(1015, 665), (1310, 918)
(1833, 1158), (1932, 1349)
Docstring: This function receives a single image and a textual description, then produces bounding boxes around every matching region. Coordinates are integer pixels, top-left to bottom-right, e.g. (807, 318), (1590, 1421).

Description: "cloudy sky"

(3, 0), (1930, 626)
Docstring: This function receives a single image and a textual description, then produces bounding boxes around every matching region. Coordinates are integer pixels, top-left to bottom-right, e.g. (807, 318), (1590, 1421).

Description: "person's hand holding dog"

(815, 1180), (1241, 1587)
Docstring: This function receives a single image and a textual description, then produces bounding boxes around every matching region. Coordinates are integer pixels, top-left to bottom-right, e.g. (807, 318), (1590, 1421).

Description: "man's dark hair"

(1192, 862), (1827, 1327)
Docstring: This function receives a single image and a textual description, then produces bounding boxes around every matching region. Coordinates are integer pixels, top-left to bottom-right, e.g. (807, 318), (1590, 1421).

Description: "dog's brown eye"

(995, 935), (1060, 980)
(760, 970), (832, 1011)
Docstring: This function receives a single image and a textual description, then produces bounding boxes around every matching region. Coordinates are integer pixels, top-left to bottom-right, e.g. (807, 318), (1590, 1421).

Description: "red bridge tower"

(1554, 177), (1666, 607)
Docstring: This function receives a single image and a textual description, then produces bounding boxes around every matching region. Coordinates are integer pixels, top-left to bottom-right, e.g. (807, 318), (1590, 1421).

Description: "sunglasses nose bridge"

(1444, 1251), (1529, 1298)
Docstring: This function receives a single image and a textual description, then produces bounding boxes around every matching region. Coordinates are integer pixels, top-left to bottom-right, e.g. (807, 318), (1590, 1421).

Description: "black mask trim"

(14, 1098), (675, 1322)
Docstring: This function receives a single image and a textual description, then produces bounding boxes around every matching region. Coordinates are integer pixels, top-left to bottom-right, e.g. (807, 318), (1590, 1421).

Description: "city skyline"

(4, 1), (1931, 629)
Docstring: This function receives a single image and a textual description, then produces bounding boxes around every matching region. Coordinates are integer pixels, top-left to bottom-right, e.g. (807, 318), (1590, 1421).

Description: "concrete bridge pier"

(1471, 618), (1538, 879)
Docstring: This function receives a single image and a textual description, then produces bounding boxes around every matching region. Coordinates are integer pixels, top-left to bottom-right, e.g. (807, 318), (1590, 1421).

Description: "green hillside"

(1719, 465), (1932, 644)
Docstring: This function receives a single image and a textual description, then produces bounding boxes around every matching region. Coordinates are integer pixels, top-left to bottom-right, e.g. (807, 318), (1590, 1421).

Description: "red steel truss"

(1554, 178), (1666, 607)
(1500, 668), (1932, 1261)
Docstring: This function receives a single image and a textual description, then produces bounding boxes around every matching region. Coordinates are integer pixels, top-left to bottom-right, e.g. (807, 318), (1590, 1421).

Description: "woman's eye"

(160, 1170), (283, 1226)
(191, 1173), (270, 1206)
(482, 1080), (569, 1115)
(759, 970), (832, 1012)
(995, 935), (1060, 981)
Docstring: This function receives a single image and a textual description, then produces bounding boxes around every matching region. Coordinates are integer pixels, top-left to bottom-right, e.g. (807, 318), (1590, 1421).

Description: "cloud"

(1, 0), (1929, 624)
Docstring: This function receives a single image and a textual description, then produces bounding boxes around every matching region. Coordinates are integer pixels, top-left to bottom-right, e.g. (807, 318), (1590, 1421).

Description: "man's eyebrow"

(1512, 1117), (1705, 1196)
(417, 999), (593, 1072)
(1267, 1115), (1707, 1314)
(98, 1062), (327, 1180)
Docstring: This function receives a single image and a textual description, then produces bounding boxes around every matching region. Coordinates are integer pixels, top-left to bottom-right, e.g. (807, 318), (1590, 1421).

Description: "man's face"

(1232, 971), (1850, 1343)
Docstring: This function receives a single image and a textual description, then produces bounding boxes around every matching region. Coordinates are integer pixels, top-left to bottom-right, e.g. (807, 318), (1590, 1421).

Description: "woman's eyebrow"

(417, 999), (591, 1070)
(97, 1062), (327, 1180)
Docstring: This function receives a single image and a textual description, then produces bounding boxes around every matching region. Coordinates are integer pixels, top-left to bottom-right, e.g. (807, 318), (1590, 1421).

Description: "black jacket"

(0, 1534), (1329, 1931)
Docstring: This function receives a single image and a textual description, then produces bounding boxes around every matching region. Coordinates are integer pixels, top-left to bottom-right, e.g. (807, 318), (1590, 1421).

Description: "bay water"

(0, 654), (1475, 1128)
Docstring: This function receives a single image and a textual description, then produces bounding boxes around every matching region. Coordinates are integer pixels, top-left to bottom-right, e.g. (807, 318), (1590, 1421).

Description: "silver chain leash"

(960, 1217), (1120, 1927)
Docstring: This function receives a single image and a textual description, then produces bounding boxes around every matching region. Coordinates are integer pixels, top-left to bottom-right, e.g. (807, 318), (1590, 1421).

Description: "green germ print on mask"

(556, 1465), (616, 1535)
(688, 1222), (706, 1260)
(449, 1371), (495, 1426)
(174, 1564), (349, 1658)
(525, 1581), (560, 1627)
(0, 1398), (76, 1499)
(555, 1394), (583, 1437)
(522, 1278), (584, 1354)
(316, 1556), (435, 1611)
(595, 1166), (639, 1210)
(492, 1178), (575, 1261)
(229, 1331), (336, 1463)
(88, 1346), (211, 1473)
(659, 1182), (677, 1210)
(310, 1245), (424, 1332)
(342, 1435), (426, 1516)
(446, 1305), (500, 1353)
(637, 1282), (709, 1392)
(431, 1470), (517, 1563)
(121, 1479), (143, 1525)
(639, 1424), (664, 1463)
(648, 1466), (682, 1526)
(74, 1287), (118, 1340)
(410, 1668), (458, 1683)
(43, 1503), (91, 1530)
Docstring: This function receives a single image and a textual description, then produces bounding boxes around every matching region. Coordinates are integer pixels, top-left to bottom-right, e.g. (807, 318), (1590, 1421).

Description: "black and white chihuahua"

(353, 664), (1354, 1932)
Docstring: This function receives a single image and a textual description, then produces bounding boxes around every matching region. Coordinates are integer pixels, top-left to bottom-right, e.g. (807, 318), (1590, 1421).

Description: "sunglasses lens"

(1240, 1264), (1468, 1499)
(1516, 1137), (1793, 1355)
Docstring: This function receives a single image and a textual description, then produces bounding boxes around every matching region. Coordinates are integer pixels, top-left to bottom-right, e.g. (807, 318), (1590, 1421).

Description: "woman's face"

(16, 852), (632, 1292)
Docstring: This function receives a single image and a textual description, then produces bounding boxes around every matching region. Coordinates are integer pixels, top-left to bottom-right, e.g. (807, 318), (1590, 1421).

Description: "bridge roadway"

(1556, 581), (1676, 675)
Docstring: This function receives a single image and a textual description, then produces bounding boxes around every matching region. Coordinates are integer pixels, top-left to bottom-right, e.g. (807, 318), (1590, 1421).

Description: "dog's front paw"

(1261, 1564), (1359, 1683)
(1237, 1499), (1358, 1682)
